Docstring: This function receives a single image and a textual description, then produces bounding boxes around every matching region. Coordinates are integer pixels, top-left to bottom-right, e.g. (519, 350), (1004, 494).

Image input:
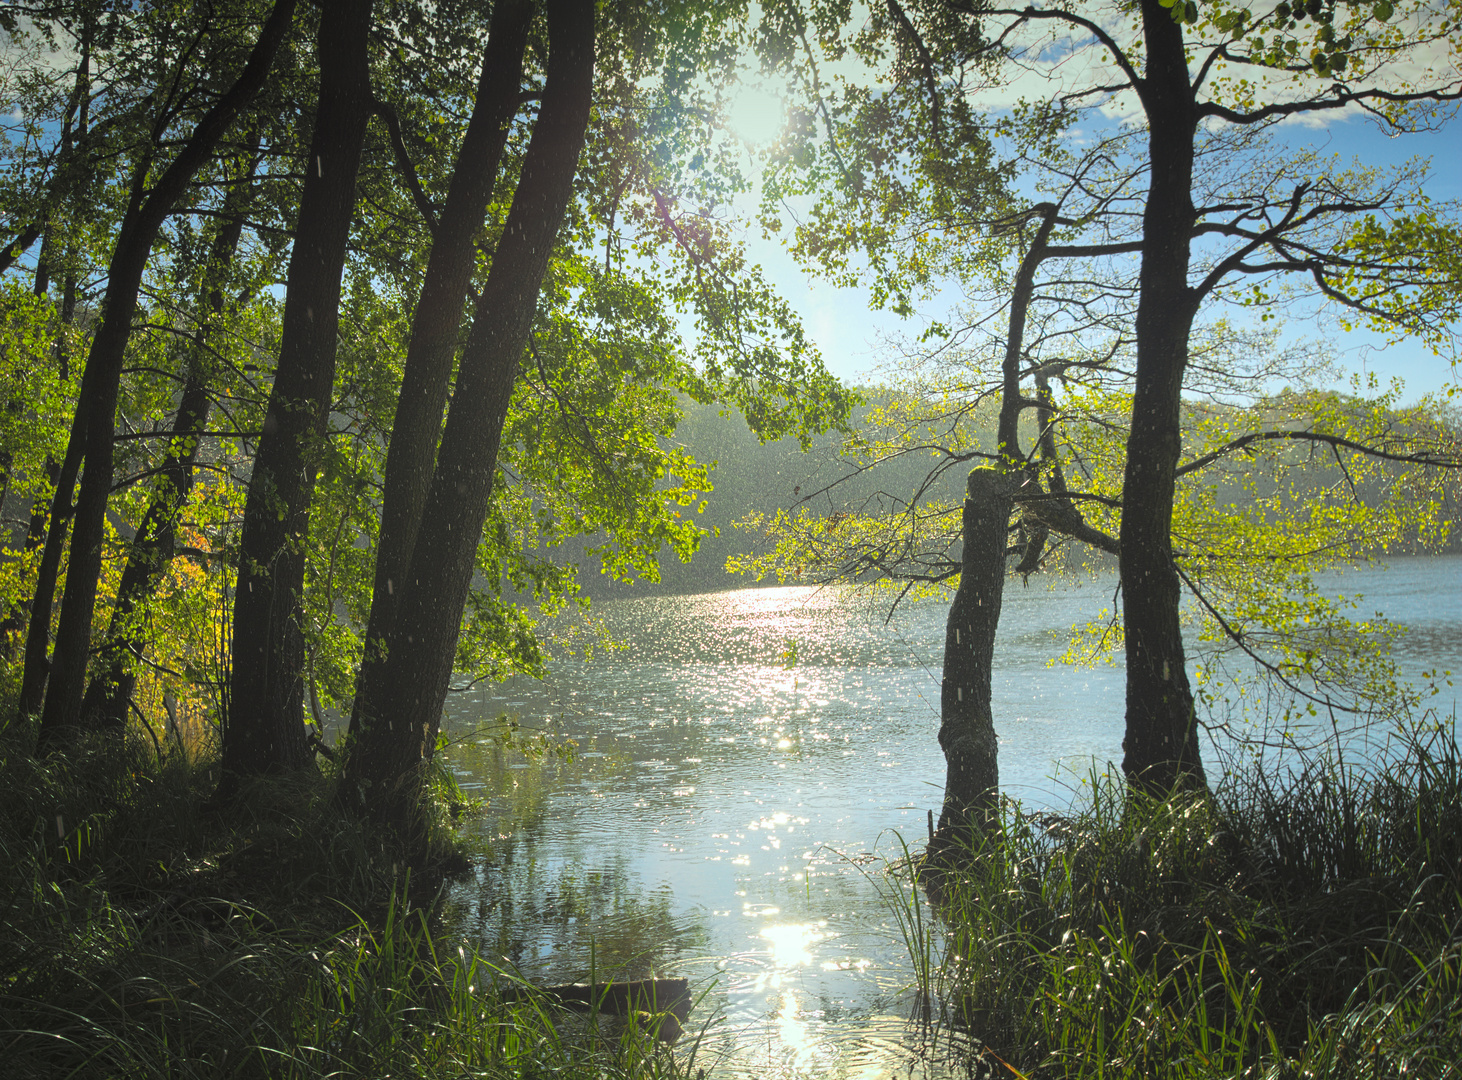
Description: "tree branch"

(1176, 428), (1461, 479)
(371, 96), (439, 236)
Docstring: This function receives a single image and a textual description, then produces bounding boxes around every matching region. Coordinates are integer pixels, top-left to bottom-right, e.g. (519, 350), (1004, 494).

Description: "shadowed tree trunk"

(0, 454), (59, 657)
(930, 206), (1056, 853)
(927, 201), (1129, 857)
(341, 0), (596, 838)
(16, 408), (84, 720)
(6, 274), (81, 670)
(79, 154), (256, 729)
(932, 465), (1016, 852)
(0, 23), (94, 667)
(221, 0), (372, 786)
(1118, 0), (1206, 794)
(0, 224), (42, 276)
(35, 0), (297, 747)
(350, 0), (534, 735)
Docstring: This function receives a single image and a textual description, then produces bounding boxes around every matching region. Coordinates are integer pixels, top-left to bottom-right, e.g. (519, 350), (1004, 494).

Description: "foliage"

(726, 0), (1461, 747)
(736, 371), (1461, 730)
(0, 0), (854, 756)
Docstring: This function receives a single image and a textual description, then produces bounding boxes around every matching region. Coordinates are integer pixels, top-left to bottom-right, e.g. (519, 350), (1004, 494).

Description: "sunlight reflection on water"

(442, 559), (1461, 1078)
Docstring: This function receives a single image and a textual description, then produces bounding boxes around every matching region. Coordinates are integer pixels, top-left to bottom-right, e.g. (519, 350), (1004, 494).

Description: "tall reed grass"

(891, 717), (1462, 1079)
(0, 720), (704, 1079)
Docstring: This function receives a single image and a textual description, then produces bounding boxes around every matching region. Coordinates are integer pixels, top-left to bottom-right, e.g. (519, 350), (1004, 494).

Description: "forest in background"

(561, 387), (1462, 600)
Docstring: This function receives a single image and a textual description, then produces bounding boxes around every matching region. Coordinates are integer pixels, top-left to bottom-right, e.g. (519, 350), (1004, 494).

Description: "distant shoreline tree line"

(563, 385), (1460, 600)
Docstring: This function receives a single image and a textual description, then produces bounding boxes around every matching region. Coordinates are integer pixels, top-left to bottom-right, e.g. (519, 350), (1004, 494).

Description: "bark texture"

(342, 0), (596, 834)
(350, 0), (534, 736)
(933, 466), (1015, 851)
(222, 0), (371, 784)
(35, 0), (297, 746)
(1118, 0), (1206, 793)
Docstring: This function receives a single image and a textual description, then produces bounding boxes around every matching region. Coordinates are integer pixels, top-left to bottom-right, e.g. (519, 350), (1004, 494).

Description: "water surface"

(443, 556), (1460, 1077)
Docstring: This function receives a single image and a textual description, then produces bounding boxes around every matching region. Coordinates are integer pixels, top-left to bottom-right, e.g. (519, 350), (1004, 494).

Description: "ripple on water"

(444, 567), (1461, 1076)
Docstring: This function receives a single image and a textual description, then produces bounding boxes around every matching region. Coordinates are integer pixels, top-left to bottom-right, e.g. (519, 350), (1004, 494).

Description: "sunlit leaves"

(1334, 210), (1462, 364)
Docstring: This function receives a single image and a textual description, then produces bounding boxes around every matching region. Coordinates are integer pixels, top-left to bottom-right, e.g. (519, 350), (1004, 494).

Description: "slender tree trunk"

(221, 0), (371, 785)
(36, 0), (297, 747)
(0, 458), (61, 663)
(350, 0), (534, 735)
(79, 165), (254, 729)
(995, 207), (1057, 463)
(928, 212), (1057, 854)
(2, 43), (91, 668)
(341, 0), (596, 836)
(1118, 0), (1206, 794)
(17, 406), (86, 719)
(932, 466), (1016, 852)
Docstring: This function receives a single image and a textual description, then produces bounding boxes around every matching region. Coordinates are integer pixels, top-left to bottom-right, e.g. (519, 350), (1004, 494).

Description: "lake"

(441, 556), (1461, 1077)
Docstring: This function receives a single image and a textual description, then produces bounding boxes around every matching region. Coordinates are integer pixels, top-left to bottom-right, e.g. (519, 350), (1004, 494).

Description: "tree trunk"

(79, 167), (253, 729)
(932, 466), (1015, 853)
(341, 0), (596, 836)
(0, 224), (42, 276)
(221, 0), (370, 785)
(929, 209), (1065, 857)
(1118, 0), (1206, 794)
(15, 418), (81, 720)
(35, 0), (297, 747)
(350, 0), (534, 735)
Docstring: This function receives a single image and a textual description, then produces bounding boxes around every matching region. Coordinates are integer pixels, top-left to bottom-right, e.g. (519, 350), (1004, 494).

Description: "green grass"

(0, 720), (705, 1079)
(9, 703), (1461, 1080)
(889, 716), (1462, 1079)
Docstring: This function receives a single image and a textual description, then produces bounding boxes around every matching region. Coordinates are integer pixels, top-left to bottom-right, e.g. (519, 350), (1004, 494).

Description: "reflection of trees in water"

(446, 728), (630, 848)
(453, 857), (707, 983)
(442, 735), (704, 982)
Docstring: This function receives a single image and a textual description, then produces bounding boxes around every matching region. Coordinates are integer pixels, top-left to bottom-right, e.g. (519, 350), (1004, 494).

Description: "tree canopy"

(0, 0), (850, 834)
(0, 0), (1456, 841)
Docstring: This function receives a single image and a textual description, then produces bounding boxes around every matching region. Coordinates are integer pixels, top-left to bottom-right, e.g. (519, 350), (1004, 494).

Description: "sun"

(725, 84), (787, 147)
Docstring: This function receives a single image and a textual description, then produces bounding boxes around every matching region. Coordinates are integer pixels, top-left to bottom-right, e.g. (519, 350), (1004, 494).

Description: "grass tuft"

(891, 716), (1462, 1079)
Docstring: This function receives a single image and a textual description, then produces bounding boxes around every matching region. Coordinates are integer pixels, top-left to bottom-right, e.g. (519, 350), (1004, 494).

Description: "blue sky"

(730, 108), (1459, 404)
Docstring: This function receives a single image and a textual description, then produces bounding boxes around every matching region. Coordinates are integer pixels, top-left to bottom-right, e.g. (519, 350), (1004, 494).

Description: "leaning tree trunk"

(221, 0), (372, 786)
(341, 0), (596, 839)
(1118, 0), (1206, 794)
(15, 409), (83, 720)
(931, 466), (1016, 855)
(80, 164), (254, 729)
(350, 0), (533, 735)
(36, 0), (297, 747)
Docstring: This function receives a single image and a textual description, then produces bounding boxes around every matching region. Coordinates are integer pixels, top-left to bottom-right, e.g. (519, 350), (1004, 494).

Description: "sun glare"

(726, 85), (786, 147)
